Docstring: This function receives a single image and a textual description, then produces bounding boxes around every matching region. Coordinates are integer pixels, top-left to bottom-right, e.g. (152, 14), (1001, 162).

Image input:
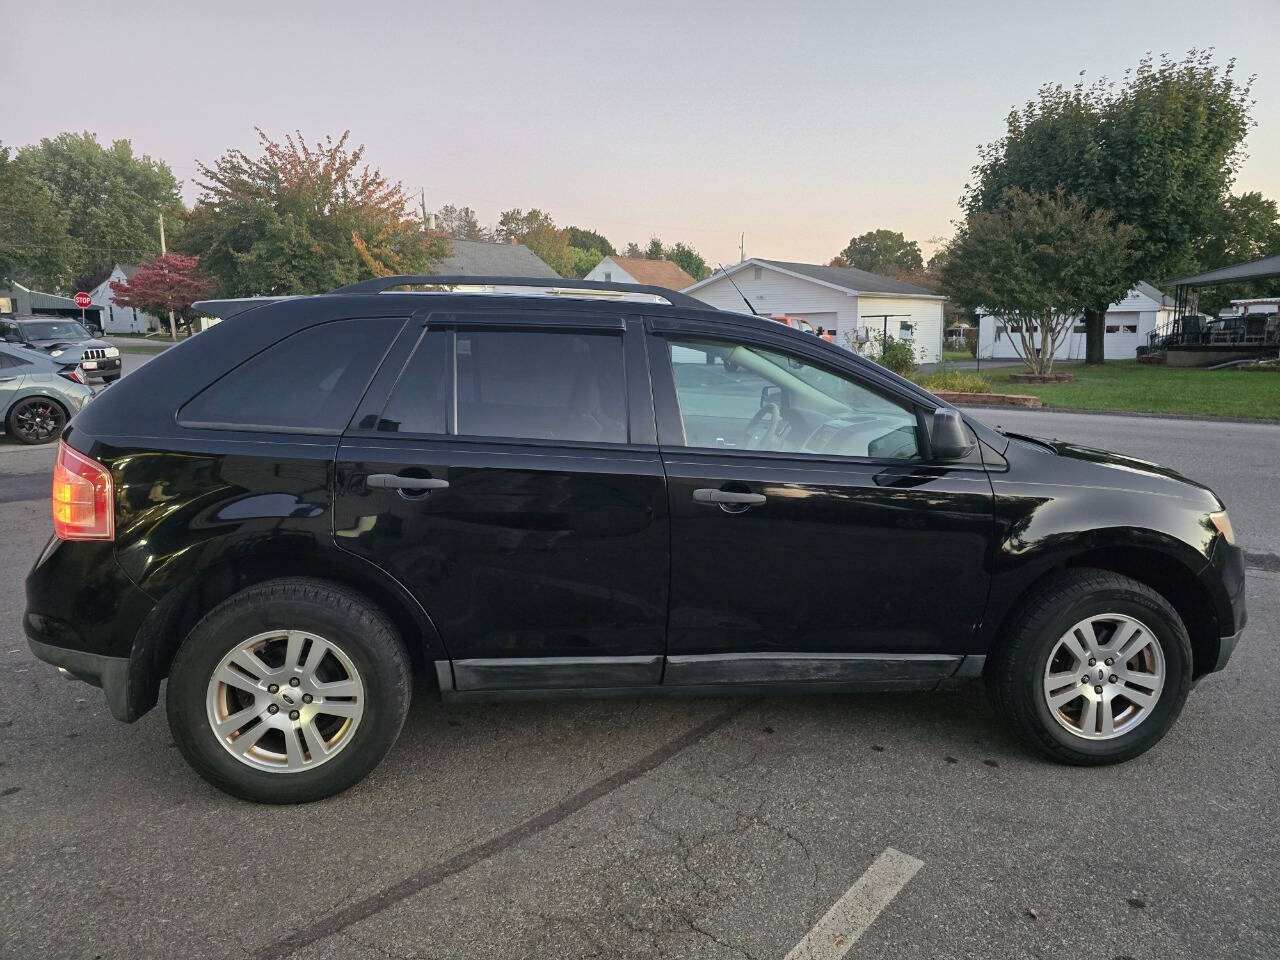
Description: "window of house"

(1073, 324), (1087, 334)
(995, 326), (1005, 341)
(753, 266), (763, 280)
(898, 321), (914, 340)
(179, 317), (402, 433)
(603, 272), (612, 282)
(1106, 325), (1120, 334)
(1123, 324), (1138, 333)
(455, 329), (627, 444)
(375, 331), (450, 435)
(664, 337), (920, 459)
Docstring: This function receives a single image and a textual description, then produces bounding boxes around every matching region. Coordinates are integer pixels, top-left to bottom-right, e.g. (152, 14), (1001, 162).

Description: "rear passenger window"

(180, 318), (401, 433)
(456, 330), (627, 443)
(376, 331), (450, 435)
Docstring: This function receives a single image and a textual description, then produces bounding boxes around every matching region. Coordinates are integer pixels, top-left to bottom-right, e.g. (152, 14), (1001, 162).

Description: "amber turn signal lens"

(52, 441), (114, 541)
(1209, 510), (1235, 546)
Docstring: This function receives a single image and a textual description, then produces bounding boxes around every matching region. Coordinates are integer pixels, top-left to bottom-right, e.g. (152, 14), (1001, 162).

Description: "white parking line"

(783, 847), (924, 960)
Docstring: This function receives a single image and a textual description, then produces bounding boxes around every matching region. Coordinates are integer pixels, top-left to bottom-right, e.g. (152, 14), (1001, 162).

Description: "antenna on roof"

(717, 262), (758, 316)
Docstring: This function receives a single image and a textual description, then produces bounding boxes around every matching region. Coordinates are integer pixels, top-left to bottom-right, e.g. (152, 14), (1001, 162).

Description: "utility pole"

(159, 213), (177, 341)
(739, 232), (745, 264)
(420, 189), (430, 232)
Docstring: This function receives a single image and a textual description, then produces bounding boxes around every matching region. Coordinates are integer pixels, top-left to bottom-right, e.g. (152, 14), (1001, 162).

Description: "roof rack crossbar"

(326, 275), (707, 309)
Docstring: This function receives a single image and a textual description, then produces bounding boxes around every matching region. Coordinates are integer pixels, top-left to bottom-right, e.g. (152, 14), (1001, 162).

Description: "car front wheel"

(988, 568), (1193, 765)
(167, 578), (412, 803)
(7, 396), (67, 444)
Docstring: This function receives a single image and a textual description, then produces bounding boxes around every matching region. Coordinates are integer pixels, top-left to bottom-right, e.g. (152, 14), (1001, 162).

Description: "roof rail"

(326, 275), (708, 309)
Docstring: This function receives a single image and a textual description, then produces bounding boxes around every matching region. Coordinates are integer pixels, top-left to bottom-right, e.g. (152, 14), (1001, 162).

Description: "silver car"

(0, 316), (122, 382)
(0, 343), (95, 444)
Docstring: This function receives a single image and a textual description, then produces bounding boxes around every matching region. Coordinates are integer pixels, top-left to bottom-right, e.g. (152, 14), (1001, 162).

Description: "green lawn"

(941, 349), (972, 362)
(982, 360), (1280, 420)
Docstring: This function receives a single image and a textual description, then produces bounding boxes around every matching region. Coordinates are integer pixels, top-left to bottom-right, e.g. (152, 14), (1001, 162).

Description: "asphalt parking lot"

(1, 357), (1277, 959)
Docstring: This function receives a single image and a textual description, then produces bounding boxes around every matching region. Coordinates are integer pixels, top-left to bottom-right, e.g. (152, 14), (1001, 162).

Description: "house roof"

(608, 257), (696, 290)
(1134, 281), (1174, 308)
(430, 239), (559, 278)
(1169, 253), (1280, 287)
(685, 258), (941, 297)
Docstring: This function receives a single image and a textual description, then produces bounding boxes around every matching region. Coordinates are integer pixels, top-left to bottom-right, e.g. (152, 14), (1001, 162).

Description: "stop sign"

(73, 291), (92, 309)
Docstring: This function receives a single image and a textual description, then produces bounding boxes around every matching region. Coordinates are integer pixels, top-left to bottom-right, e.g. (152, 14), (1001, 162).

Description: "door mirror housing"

(930, 407), (977, 460)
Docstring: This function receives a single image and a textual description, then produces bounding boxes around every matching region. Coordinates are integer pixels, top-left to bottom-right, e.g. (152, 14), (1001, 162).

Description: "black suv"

(24, 277), (1246, 803)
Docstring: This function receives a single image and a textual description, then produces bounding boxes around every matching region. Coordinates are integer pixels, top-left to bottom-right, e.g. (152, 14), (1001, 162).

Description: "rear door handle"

(366, 474), (450, 491)
(692, 488), (766, 505)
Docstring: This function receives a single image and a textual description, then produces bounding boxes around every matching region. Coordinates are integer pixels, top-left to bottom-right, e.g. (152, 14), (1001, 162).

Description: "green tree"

(564, 226), (614, 257)
(1195, 192), (1280, 314)
(965, 51), (1255, 362)
(0, 145), (77, 290)
(566, 246), (605, 279)
(619, 236), (710, 280)
(495, 208), (573, 276)
(16, 132), (182, 282)
(182, 130), (446, 296)
(436, 204), (488, 241)
(834, 229), (924, 274)
(943, 189), (1137, 375)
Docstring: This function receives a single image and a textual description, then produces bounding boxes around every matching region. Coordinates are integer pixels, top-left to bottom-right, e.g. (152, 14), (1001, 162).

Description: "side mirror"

(760, 384), (783, 408)
(930, 407), (977, 460)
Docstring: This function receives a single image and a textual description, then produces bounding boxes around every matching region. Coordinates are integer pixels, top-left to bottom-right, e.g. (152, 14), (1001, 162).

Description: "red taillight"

(52, 441), (114, 541)
(58, 366), (86, 384)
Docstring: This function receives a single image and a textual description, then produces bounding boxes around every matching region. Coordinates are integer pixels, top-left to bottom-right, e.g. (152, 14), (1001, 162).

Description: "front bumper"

(79, 356), (121, 377)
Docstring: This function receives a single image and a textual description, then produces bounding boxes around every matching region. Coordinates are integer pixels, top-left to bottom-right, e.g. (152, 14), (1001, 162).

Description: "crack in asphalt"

(241, 703), (747, 960)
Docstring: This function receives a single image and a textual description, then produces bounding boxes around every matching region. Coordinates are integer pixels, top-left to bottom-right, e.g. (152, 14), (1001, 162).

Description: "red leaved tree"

(110, 254), (215, 340)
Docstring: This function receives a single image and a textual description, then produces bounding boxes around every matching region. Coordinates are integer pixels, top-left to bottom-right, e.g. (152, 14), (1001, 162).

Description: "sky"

(4, 0), (1279, 267)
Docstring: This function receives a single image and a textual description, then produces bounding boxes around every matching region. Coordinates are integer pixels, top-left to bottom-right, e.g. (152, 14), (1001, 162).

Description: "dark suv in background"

(24, 277), (1246, 803)
(2, 315), (122, 382)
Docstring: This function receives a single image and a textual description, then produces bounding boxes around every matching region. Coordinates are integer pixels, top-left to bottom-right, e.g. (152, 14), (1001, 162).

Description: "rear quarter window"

(179, 317), (402, 433)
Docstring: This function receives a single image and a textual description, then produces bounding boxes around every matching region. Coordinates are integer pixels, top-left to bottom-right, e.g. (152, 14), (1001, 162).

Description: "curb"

(935, 391), (1042, 408)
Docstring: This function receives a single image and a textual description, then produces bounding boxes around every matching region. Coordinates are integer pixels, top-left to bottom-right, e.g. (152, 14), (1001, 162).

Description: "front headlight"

(1209, 510), (1235, 545)
(104, 347), (119, 357)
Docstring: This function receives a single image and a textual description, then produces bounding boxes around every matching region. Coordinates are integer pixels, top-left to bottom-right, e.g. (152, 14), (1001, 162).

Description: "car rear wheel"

(167, 578), (411, 803)
(987, 568), (1192, 765)
(7, 396), (67, 444)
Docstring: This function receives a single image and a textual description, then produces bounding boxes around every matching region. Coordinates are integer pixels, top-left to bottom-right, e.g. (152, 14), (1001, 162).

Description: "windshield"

(19, 320), (91, 340)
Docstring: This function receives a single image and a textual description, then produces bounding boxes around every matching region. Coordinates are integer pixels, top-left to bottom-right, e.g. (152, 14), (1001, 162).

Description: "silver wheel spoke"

(1043, 613), (1164, 742)
(284, 725), (306, 769)
(228, 721), (270, 756)
(312, 677), (360, 698)
(214, 703), (261, 738)
(283, 630), (308, 674)
(215, 665), (264, 695)
(230, 648), (276, 682)
(301, 719), (329, 761)
(316, 700), (359, 718)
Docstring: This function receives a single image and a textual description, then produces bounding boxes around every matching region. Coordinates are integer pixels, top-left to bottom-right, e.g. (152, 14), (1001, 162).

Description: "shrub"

(913, 370), (993, 394)
(872, 334), (917, 375)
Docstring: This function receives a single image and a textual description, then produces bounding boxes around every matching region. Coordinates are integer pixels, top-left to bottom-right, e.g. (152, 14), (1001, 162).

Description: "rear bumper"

(1213, 626), (1245, 673)
(26, 637), (133, 721)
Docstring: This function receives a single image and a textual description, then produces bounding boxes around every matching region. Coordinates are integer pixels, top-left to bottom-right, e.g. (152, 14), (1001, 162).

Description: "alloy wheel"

(205, 630), (365, 772)
(1042, 614), (1166, 740)
(12, 398), (65, 443)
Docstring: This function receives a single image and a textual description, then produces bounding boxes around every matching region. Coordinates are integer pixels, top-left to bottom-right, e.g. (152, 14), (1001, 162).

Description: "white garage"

(684, 259), (947, 364)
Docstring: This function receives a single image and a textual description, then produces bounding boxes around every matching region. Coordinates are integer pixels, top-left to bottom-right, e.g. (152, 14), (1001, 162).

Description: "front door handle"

(366, 473), (450, 491)
(693, 488), (766, 506)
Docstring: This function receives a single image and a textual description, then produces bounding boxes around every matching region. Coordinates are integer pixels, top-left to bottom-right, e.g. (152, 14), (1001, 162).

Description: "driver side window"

(664, 337), (920, 459)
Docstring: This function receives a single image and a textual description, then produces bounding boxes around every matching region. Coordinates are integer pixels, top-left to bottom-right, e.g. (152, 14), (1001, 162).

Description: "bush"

(872, 334), (917, 375)
(913, 370), (993, 394)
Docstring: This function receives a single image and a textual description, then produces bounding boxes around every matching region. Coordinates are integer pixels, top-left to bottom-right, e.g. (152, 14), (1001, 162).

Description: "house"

(0, 279), (104, 328)
(85, 264), (164, 334)
(976, 282), (1175, 361)
(682, 259), (947, 364)
(430, 239), (559, 277)
(583, 256), (695, 290)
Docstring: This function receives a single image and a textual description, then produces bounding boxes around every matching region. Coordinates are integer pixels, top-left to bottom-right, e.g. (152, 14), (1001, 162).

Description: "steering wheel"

(744, 402), (783, 450)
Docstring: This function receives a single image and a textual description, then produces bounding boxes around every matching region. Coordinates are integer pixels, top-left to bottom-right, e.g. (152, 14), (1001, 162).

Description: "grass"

(108, 339), (173, 354)
(941, 349), (973, 362)
(976, 360), (1280, 420)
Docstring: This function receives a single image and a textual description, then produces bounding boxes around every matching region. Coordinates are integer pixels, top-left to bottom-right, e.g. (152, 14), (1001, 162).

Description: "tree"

(436, 204), (489, 241)
(495, 208), (573, 276)
(566, 246), (605, 279)
(943, 189), (1137, 375)
(1195, 192), (1280, 315)
(0, 145), (77, 290)
(109, 254), (215, 340)
(964, 51), (1255, 362)
(181, 129), (446, 296)
(16, 132), (183, 283)
(618, 236), (710, 281)
(564, 226), (614, 257)
(833, 229), (924, 274)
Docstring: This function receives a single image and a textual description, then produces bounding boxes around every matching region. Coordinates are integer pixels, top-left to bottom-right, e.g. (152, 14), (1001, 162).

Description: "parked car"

(24, 276), (1246, 803)
(1, 315), (122, 382)
(1, 344), (94, 444)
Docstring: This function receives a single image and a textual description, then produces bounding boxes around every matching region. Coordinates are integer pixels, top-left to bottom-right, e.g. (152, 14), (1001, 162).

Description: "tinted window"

(376, 330), (450, 435)
(456, 330), (627, 443)
(19, 320), (90, 340)
(665, 337), (919, 459)
(0, 350), (33, 369)
(181, 318), (401, 433)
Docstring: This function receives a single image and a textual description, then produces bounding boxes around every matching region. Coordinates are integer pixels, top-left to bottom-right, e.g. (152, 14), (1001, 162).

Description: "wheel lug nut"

(289, 677), (301, 687)
(1105, 658), (1114, 666)
(267, 704), (279, 714)
(302, 693), (313, 703)
(289, 709), (300, 721)
(1088, 658), (1096, 667)
(267, 683), (279, 694)
(1109, 674), (1118, 683)
(1094, 685), (1103, 694)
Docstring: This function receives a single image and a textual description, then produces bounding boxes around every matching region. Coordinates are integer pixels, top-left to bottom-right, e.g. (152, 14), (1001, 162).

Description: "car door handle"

(366, 474), (450, 491)
(693, 488), (766, 505)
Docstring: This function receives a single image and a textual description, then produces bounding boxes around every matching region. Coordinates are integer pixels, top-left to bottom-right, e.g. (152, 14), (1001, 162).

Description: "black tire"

(987, 568), (1193, 765)
(103, 373), (121, 383)
(167, 578), (412, 803)
(6, 396), (67, 444)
